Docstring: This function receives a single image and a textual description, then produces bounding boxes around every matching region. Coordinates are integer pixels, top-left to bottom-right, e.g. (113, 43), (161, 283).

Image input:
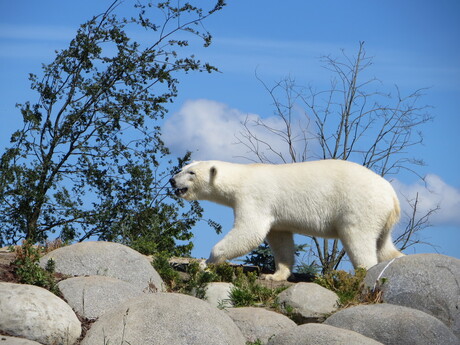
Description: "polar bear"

(170, 159), (403, 280)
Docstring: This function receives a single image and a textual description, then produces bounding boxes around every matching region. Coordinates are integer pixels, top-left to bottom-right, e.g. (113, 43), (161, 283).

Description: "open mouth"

(174, 188), (188, 197)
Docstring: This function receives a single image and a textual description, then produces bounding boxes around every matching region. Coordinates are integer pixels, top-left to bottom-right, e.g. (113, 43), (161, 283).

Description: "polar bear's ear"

(209, 166), (217, 184)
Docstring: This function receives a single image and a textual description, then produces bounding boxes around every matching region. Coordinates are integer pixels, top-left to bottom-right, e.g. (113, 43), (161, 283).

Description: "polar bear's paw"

(261, 272), (290, 282)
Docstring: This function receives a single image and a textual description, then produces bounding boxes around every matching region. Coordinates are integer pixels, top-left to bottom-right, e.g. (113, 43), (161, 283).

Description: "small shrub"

(243, 242), (275, 272)
(181, 262), (239, 299)
(153, 259), (289, 308)
(244, 242), (309, 273)
(44, 257), (56, 273)
(314, 268), (383, 307)
(189, 270), (219, 299)
(12, 241), (60, 295)
(230, 286), (256, 307)
(295, 261), (321, 276)
(211, 262), (235, 282)
(152, 256), (222, 296)
(152, 254), (180, 291)
(230, 270), (287, 308)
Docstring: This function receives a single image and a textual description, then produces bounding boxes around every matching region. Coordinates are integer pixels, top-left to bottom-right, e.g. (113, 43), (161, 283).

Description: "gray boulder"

(267, 323), (384, 345)
(325, 303), (459, 345)
(81, 293), (246, 345)
(58, 275), (144, 319)
(204, 282), (234, 308)
(276, 282), (338, 323)
(0, 336), (44, 345)
(39, 241), (165, 292)
(365, 253), (460, 338)
(0, 282), (81, 345)
(226, 307), (296, 344)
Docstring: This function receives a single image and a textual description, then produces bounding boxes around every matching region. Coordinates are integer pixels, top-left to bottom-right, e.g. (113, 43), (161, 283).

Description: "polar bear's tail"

(377, 195), (405, 262)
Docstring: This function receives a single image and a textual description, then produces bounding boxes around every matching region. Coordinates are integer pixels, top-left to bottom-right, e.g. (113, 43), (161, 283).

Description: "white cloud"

(392, 175), (460, 227)
(163, 99), (247, 162)
(163, 99), (310, 163)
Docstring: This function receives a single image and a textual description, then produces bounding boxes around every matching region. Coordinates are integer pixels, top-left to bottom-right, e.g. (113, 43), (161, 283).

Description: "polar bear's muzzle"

(174, 187), (188, 197)
(169, 178), (188, 197)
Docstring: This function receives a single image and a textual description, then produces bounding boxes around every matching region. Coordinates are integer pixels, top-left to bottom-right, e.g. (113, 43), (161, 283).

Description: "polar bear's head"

(170, 161), (217, 201)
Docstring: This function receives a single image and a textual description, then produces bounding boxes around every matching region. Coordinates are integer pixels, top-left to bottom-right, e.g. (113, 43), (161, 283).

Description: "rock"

(81, 293), (246, 345)
(226, 307), (296, 344)
(0, 336), (44, 345)
(39, 241), (165, 292)
(0, 282), (81, 345)
(256, 278), (295, 290)
(57, 275), (144, 319)
(325, 303), (459, 345)
(365, 253), (460, 338)
(267, 323), (384, 345)
(204, 282), (234, 308)
(276, 282), (339, 323)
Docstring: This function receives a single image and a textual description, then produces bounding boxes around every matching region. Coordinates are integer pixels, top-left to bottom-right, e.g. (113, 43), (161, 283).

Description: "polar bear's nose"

(169, 178), (177, 188)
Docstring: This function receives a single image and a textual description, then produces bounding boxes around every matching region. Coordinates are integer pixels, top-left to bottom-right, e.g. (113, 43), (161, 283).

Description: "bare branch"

(395, 192), (440, 251)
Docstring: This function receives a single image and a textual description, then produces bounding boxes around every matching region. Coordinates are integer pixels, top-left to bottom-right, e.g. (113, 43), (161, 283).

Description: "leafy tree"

(0, 0), (225, 255)
(237, 42), (434, 273)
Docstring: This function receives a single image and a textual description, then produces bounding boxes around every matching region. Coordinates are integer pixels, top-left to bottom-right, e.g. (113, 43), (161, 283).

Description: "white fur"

(171, 160), (404, 280)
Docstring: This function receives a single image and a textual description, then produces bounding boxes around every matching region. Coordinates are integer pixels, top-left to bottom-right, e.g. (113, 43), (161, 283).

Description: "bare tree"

(236, 42), (435, 273)
(396, 192), (440, 252)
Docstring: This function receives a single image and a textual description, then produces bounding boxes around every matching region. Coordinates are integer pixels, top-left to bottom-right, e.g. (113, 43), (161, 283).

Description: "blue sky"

(1, 1), (459, 267)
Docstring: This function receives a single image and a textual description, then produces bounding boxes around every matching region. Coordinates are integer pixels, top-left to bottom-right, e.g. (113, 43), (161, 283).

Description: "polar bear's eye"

(188, 171), (195, 175)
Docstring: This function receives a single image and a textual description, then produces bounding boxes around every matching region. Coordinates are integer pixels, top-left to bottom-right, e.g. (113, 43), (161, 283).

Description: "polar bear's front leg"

(263, 230), (294, 281)
(206, 217), (271, 265)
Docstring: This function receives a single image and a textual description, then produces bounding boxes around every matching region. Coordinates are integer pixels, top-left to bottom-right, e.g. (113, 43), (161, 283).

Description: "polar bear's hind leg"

(377, 196), (404, 262)
(263, 230), (295, 281)
(377, 231), (404, 262)
(340, 229), (379, 269)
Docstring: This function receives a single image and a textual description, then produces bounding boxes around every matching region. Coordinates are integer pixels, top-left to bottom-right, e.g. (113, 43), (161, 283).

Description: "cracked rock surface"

(365, 253), (460, 338)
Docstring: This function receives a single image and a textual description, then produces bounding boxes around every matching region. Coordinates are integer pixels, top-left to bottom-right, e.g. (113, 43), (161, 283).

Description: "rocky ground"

(0, 243), (459, 345)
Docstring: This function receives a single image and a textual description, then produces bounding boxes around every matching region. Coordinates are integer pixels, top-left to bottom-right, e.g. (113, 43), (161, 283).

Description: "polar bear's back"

(245, 159), (391, 193)
(208, 158), (397, 212)
(229, 159), (397, 236)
